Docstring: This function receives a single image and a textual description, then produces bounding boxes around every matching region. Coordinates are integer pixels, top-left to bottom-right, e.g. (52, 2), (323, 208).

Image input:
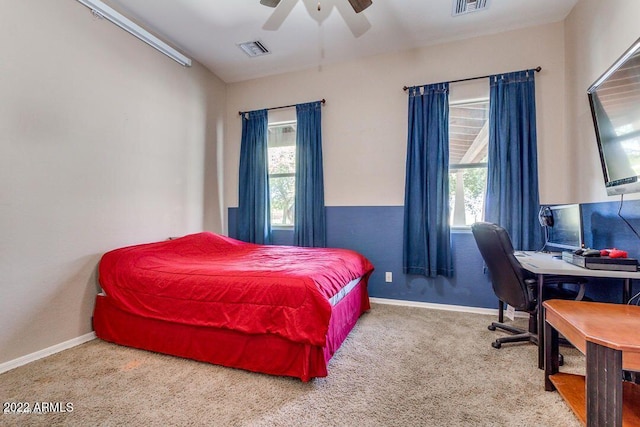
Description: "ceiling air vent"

(238, 40), (271, 57)
(453, 0), (490, 16)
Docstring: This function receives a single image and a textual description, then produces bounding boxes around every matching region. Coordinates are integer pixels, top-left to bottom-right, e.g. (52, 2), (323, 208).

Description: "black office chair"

(471, 222), (587, 350)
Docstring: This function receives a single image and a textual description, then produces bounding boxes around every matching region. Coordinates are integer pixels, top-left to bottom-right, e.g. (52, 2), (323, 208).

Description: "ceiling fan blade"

(260, 0), (281, 7)
(347, 0), (372, 13)
(262, 0), (297, 31)
(336, 1), (371, 37)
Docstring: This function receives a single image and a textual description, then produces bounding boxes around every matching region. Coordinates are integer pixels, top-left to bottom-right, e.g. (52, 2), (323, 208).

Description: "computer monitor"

(544, 204), (584, 252)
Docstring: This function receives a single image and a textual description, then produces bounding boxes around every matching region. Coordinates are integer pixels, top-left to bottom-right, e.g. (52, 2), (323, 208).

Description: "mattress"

(98, 232), (375, 346)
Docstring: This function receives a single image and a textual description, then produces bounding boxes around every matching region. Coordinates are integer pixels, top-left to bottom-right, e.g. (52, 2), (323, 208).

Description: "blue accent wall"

(579, 198), (640, 303)
(582, 199), (640, 258)
(229, 206), (495, 309)
(229, 200), (640, 308)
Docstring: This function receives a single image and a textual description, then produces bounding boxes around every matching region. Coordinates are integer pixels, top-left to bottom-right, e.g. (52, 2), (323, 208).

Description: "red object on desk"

(609, 249), (628, 258)
(601, 248), (628, 258)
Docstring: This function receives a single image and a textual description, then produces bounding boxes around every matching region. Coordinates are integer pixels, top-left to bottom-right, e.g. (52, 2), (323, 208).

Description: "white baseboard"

(369, 297), (529, 318)
(0, 299), (521, 374)
(0, 332), (96, 374)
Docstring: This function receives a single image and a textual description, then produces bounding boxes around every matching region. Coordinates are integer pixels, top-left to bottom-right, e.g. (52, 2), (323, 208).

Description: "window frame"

(267, 120), (297, 229)
(448, 97), (489, 229)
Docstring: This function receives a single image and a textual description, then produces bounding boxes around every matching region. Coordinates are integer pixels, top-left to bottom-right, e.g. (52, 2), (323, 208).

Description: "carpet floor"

(0, 302), (583, 426)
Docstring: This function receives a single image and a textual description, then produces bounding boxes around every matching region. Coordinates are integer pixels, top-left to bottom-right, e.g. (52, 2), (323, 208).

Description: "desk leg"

(544, 320), (559, 391)
(623, 278), (631, 304)
(538, 273), (545, 370)
(586, 341), (623, 427)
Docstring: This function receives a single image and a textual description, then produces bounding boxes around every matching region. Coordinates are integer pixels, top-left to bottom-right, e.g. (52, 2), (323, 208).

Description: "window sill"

(451, 226), (473, 233)
(271, 226), (294, 231)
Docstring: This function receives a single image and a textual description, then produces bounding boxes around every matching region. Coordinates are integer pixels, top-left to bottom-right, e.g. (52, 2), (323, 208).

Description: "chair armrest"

(538, 276), (588, 301)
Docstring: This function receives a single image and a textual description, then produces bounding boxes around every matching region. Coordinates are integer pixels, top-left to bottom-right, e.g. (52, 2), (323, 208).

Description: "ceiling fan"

(260, 0), (372, 38)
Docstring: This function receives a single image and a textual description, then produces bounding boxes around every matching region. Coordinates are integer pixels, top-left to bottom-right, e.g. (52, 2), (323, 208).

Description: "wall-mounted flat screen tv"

(587, 37), (640, 196)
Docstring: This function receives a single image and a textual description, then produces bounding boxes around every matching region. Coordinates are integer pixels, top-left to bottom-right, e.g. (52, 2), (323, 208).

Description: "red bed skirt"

(93, 278), (370, 382)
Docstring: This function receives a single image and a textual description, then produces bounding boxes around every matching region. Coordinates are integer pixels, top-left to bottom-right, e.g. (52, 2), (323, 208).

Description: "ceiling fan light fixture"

(452, 0), (490, 16)
(238, 40), (271, 57)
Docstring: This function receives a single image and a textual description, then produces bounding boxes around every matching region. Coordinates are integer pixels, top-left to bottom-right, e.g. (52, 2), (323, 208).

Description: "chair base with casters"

(488, 284), (587, 367)
(488, 314), (565, 365)
(488, 281), (587, 349)
(488, 300), (539, 349)
(470, 222), (588, 365)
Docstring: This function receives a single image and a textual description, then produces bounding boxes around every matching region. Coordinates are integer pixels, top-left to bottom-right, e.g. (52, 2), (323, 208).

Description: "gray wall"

(0, 0), (226, 365)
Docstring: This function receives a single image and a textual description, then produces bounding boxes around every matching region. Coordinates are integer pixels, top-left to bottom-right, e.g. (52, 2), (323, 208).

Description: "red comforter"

(98, 232), (374, 347)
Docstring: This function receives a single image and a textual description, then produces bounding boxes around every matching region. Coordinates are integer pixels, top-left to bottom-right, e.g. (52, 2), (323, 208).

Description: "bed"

(92, 232), (374, 381)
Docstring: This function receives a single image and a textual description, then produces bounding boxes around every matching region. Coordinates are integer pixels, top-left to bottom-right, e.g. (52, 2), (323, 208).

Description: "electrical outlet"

(385, 272), (392, 283)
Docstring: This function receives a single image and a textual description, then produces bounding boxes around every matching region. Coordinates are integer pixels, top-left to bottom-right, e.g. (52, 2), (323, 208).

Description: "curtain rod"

(402, 67), (542, 91)
(238, 99), (326, 116)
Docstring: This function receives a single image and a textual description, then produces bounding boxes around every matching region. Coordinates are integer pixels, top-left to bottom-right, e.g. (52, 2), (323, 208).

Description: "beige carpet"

(0, 303), (582, 426)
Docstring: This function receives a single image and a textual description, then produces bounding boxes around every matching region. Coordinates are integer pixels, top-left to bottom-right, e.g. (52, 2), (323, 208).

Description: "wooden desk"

(517, 251), (640, 369)
(544, 300), (640, 426)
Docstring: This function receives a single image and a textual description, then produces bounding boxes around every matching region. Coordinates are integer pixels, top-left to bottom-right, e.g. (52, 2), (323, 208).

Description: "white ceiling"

(101, 0), (579, 83)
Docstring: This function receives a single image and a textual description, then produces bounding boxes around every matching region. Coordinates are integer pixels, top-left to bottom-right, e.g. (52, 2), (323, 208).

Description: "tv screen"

(545, 204), (583, 252)
(587, 37), (640, 196)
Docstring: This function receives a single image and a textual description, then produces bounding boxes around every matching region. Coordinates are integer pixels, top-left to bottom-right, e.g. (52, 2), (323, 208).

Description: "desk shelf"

(544, 300), (640, 426)
(549, 373), (640, 426)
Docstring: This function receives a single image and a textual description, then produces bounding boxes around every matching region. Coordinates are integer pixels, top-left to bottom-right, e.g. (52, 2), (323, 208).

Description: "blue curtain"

(238, 109), (272, 244)
(294, 101), (326, 247)
(485, 70), (542, 250)
(403, 83), (453, 278)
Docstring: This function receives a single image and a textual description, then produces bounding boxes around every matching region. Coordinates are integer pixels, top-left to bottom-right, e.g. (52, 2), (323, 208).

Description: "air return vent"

(238, 40), (271, 57)
(452, 0), (489, 16)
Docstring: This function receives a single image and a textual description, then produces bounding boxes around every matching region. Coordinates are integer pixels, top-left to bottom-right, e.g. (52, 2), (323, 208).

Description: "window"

(449, 99), (489, 227)
(268, 121), (296, 227)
